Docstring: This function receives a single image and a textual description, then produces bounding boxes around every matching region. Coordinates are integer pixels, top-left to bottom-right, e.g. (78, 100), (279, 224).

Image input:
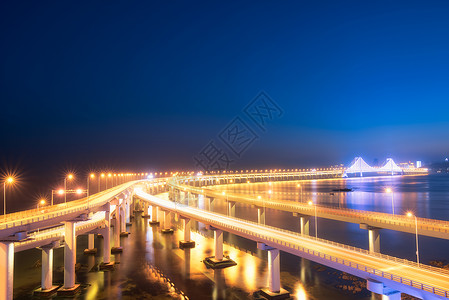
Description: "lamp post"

(100, 173), (105, 191)
(51, 189), (65, 206)
(308, 201), (317, 238)
(407, 212), (420, 266)
(64, 174), (74, 205)
(386, 187), (394, 215)
(107, 173), (112, 189)
(3, 176), (14, 215)
(37, 198), (46, 210)
(87, 173), (95, 207)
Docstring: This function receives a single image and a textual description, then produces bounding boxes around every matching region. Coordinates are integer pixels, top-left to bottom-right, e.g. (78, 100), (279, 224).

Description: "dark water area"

(12, 174), (449, 299)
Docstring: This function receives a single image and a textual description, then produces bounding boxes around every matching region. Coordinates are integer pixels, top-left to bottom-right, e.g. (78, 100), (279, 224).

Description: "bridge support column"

(111, 208), (123, 254)
(300, 215), (310, 236)
(41, 246), (53, 290)
(149, 206), (159, 225)
(125, 200), (131, 224)
(161, 210), (173, 234)
(257, 243), (289, 299)
(361, 224), (381, 253)
(100, 208), (114, 270)
(203, 227), (236, 269)
(206, 197), (214, 211)
(120, 202), (129, 236)
(367, 279), (401, 300)
(369, 228), (380, 253)
(88, 234), (94, 249)
(34, 242), (59, 295)
(179, 218), (195, 248)
(83, 234), (97, 255)
(228, 201), (236, 217)
(257, 207), (265, 224)
(58, 221), (80, 294)
(0, 242), (14, 300)
(143, 202), (149, 217)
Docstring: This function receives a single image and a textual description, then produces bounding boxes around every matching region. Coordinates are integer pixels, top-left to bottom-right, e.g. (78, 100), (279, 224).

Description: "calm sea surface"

(13, 174), (449, 299)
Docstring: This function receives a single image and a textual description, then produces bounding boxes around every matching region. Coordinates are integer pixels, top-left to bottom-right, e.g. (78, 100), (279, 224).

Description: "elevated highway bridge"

(0, 168), (437, 300)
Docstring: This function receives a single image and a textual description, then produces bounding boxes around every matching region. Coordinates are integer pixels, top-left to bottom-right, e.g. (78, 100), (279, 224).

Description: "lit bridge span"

(168, 183), (449, 253)
(135, 188), (449, 300)
(0, 168), (436, 300)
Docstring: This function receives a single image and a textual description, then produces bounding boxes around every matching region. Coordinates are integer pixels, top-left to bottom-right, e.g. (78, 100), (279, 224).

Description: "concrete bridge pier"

(179, 218), (195, 248)
(111, 208), (123, 254)
(228, 201), (236, 217)
(257, 207), (266, 224)
(58, 221), (80, 294)
(360, 224), (381, 253)
(149, 205), (159, 225)
(83, 233), (97, 255)
(206, 197), (214, 211)
(367, 279), (401, 300)
(300, 215), (310, 236)
(120, 202), (129, 236)
(161, 210), (173, 234)
(203, 227), (236, 269)
(125, 199), (131, 225)
(34, 242), (59, 295)
(99, 207), (114, 270)
(0, 241), (14, 300)
(215, 229), (223, 260)
(143, 202), (149, 217)
(257, 243), (289, 299)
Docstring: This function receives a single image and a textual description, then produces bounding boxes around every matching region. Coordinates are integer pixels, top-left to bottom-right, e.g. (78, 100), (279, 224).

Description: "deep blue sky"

(1, 1), (449, 208)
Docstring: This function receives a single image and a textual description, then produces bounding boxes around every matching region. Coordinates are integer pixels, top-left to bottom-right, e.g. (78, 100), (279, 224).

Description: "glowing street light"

(87, 173), (95, 197)
(107, 173), (112, 189)
(37, 198), (46, 210)
(51, 189), (65, 205)
(308, 201), (318, 238)
(407, 212), (420, 266)
(3, 176), (15, 215)
(385, 187), (394, 215)
(64, 174), (74, 205)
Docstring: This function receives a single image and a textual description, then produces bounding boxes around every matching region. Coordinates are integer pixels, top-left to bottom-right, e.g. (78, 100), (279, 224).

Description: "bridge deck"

(136, 188), (449, 299)
(173, 184), (449, 240)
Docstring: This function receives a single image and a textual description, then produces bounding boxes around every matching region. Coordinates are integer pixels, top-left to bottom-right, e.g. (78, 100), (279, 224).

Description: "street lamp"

(308, 201), (317, 238)
(88, 173), (95, 196)
(51, 189), (65, 205)
(37, 198), (46, 210)
(107, 173), (112, 189)
(3, 176), (15, 215)
(64, 174), (74, 205)
(407, 212), (420, 266)
(100, 173), (105, 191)
(385, 187), (394, 215)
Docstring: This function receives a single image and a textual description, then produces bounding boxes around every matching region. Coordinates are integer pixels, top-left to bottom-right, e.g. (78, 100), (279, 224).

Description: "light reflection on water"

(13, 174), (449, 299)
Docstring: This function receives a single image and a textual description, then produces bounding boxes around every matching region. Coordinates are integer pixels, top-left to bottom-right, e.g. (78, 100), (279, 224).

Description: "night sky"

(1, 1), (449, 210)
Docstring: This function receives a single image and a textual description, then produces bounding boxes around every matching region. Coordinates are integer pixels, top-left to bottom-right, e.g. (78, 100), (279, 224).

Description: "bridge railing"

(192, 212), (449, 298)
(15, 212), (105, 250)
(0, 182), (137, 231)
